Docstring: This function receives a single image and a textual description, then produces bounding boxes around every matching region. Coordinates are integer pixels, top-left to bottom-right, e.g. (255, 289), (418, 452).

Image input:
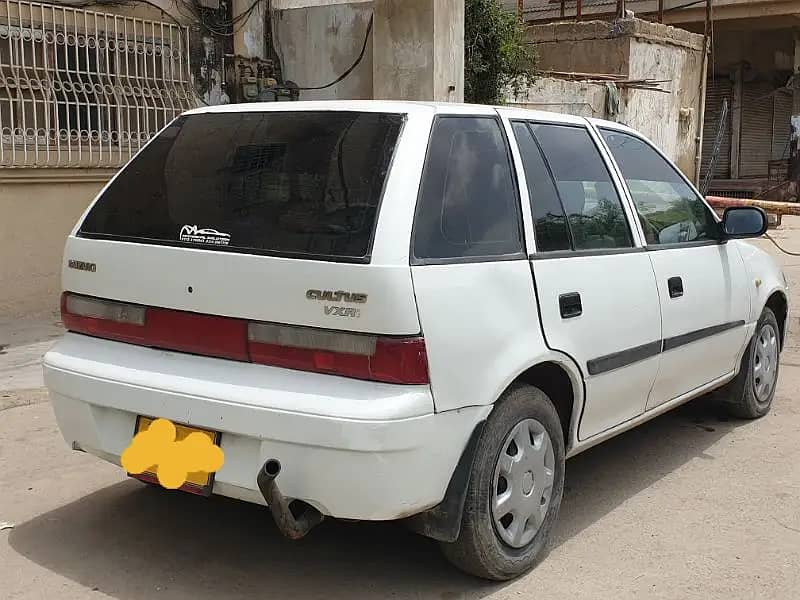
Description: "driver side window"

(600, 129), (718, 246)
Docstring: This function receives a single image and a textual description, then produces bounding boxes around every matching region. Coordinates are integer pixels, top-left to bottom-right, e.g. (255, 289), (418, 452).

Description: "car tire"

(723, 307), (781, 420)
(439, 384), (566, 581)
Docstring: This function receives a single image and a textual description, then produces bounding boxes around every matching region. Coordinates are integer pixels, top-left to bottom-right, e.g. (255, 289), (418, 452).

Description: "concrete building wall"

(508, 78), (609, 118)
(626, 35), (705, 178)
(268, 0), (464, 102)
(373, 0), (463, 102)
(0, 172), (109, 319)
(432, 0), (464, 102)
(523, 19), (705, 181)
(274, 2), (374, 100)
(530, 24), (630, 76)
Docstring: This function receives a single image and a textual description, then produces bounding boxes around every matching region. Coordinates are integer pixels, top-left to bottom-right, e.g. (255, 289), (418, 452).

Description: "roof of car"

(184, 100), (589, 124)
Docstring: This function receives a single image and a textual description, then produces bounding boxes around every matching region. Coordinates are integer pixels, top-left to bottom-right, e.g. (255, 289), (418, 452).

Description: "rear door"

(508, 116), (662, 440)
(598, 127), (750, 408)
(409, 110), (542, 413)
(65, 106), (432, 336)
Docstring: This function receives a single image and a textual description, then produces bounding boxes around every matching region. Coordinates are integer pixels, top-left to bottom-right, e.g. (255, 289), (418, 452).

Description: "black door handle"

(559, 292), (583, 319)
(668, 277), (684, 299)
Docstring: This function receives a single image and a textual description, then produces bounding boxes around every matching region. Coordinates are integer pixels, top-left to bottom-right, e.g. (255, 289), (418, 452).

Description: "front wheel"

(439, 384), (565, 581)
(723, 307), (781, 419)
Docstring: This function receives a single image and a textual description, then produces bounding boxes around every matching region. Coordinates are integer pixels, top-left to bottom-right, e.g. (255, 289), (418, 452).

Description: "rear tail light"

(62, 293), (147, 345)
(248, 323), (429, 384)
(61, 292), (429, 384)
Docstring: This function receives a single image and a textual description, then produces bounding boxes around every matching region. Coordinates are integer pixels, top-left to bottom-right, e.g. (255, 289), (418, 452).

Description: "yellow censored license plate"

(130, 416), (221, 496)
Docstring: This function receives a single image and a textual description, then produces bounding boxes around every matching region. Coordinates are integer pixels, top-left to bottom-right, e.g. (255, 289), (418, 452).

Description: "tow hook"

(256, 459), (324, 540)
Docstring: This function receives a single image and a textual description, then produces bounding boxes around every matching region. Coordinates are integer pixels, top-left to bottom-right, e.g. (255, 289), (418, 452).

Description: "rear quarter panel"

(411, 261), (583, 414)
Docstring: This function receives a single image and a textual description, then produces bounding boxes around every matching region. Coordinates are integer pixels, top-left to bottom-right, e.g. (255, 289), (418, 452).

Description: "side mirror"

(722, 207), (768, 239)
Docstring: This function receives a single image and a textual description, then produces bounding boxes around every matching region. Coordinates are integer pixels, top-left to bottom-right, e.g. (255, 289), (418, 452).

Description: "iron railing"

(0, 0), (194, 168)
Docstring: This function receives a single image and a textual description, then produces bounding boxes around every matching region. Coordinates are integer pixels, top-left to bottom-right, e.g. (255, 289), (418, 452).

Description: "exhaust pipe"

(256, 459), (324, 540)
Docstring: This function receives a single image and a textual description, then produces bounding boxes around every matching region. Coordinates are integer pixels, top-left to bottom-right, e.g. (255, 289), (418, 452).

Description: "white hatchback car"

(44, 101), (789, 580)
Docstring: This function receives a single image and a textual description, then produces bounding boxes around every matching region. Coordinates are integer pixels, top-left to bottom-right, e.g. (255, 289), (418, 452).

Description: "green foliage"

(464, 0), (537, 105)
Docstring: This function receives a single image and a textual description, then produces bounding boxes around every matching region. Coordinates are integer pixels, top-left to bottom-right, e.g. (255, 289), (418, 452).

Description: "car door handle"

(559, 292), (583, 319)
(668, 277), (684, 299)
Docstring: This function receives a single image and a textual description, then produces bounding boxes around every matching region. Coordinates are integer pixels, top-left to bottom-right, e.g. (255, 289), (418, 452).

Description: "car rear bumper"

(43, 334), (489, 520)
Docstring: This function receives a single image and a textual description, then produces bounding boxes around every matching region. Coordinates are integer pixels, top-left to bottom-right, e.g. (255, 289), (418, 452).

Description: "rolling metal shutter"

(701, 78), (732, 179)
(739, 82), (775, 178)
(772, 90), (792, 161)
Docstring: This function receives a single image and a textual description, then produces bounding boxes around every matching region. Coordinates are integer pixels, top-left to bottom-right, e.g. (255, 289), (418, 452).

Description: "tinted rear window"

(412, 116), (523, 262)
(78, 111), (404, 262)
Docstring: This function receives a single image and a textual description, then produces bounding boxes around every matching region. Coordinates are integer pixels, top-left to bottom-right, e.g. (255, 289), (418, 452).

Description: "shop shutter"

(701, 78), (732, 179)
(772, 89), (792, 161)
(739, 82), (775, 178)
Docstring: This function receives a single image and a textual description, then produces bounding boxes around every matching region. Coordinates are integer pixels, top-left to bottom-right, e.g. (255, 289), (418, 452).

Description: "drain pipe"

(256, 459), (324, 540)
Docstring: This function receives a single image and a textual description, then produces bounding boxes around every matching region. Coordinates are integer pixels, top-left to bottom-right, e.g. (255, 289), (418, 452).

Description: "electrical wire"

(135, 0), (188, 30)
(169, 0), (263, 38)
(765, 232), (800, 256)
(662, 0), (709, 14)
(291, 14), (374, 91)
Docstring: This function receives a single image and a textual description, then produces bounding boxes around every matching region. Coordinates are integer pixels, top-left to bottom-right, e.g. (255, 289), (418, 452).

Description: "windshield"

(78, 111), (405, 262)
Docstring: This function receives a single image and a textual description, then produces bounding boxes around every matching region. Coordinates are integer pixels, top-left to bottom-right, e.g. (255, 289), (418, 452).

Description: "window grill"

(0, 0), (194, 168)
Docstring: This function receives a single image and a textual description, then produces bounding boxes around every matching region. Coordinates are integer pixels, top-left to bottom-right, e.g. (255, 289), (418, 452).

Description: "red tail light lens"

(247, 322), (429, 384)
(61, 293), (248, 361)
(61, 293), (147, 345)
(61, 293), (429, 384)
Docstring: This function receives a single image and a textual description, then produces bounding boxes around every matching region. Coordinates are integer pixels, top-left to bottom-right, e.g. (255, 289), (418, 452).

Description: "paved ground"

(1, 222), (799, 599)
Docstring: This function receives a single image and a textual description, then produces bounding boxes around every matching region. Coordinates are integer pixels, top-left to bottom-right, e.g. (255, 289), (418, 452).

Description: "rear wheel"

(440, 384), (565, 581)
(723, 307), (780, 419)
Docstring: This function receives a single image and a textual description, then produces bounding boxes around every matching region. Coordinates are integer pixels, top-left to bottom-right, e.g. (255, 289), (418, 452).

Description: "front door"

(599, 128), (750, 409)
(510, 119), (662, 440)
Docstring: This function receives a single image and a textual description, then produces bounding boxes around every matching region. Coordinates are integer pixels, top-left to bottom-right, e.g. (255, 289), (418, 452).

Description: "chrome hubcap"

(492, 419), (555, 549)
(753, 323), (779, 403)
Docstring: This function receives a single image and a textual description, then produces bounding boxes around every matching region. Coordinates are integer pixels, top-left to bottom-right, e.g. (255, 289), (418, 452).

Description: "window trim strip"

(529, 247), (647, 260)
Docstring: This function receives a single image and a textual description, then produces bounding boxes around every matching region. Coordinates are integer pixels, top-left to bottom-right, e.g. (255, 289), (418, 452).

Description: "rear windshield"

(78, 111), (404, 262)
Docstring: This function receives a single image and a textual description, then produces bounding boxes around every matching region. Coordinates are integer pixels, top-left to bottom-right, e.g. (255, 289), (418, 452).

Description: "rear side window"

(412, 116), (523, 262)
(78, 111), (404, 262)
(512, 122), (571, 252)
(529, 124), (632, 250)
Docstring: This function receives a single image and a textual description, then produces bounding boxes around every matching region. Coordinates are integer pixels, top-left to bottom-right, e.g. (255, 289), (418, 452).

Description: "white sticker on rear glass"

(179, 225), (231, 247)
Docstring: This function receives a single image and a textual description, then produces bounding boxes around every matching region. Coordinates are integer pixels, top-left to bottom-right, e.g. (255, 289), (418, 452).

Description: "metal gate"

(0, 0), (194, 168)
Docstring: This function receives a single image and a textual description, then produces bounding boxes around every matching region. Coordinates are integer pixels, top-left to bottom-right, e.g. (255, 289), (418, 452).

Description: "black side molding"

(587, 340), (662, 376)
(586, 320), (747, 376)
(663, 321), (745, 352)
(404, 420), (485, 543)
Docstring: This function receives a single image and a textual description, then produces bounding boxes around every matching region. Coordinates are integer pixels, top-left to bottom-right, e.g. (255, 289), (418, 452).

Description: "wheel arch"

(405, 355), (584, 543)
(764, 290), (789, 350)
(512, 360), (582, 449)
